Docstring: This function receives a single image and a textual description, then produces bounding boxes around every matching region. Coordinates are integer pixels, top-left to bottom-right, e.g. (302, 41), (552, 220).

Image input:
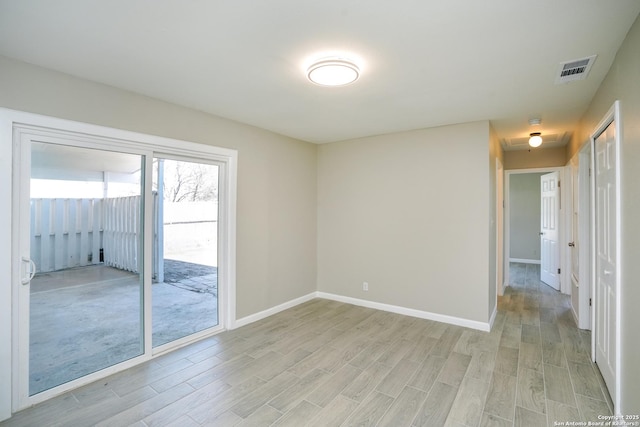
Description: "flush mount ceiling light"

(529, 132), (543, 148)
(307, 58), (360, 86)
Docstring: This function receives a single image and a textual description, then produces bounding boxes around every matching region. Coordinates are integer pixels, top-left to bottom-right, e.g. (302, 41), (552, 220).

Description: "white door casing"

(571, 163), (579, 285)
(496, 158), (504, 297)
(503, 167), (565, 293)
(576, 146), (592, 331)
(540, 172), (560, 290)
(593, 118), (618, 405)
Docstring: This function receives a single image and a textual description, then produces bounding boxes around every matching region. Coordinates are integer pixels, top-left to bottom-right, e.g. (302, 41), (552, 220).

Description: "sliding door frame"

(13, 128), (152, 409)
(1, 108), (237, 413)
(151, 153), (228, 354)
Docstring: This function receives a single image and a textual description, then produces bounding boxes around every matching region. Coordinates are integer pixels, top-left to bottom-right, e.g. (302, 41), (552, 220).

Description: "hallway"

(496, 262), (613, 425)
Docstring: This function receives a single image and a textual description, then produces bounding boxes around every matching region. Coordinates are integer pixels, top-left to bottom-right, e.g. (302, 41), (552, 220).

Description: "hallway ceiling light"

(529, 132), (543, 147)
(307, 58), (360, 86)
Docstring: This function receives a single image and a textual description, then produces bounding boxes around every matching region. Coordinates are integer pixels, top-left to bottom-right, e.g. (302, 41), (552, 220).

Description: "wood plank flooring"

(1, 263), (613, 426)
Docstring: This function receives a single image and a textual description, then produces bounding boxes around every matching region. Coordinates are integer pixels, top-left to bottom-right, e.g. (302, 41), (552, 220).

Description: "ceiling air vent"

(555, 55), (597, 84)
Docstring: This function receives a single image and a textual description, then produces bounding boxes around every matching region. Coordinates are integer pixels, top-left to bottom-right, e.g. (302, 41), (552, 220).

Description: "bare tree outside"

(154, 159), (218, 202)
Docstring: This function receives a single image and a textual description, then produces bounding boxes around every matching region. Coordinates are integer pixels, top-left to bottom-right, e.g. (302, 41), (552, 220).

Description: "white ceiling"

(1, 1), (639, 146)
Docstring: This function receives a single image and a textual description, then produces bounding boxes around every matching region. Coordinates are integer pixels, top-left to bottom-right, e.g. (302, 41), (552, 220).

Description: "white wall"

(317, 121), (492, 324)
(503, 146), (566, 170)
(509, 173), (544, 261)
(568, 13), (640, 413)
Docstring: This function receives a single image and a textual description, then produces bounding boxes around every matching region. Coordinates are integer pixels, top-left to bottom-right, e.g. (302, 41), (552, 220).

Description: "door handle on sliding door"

(21, 257), (36, 285)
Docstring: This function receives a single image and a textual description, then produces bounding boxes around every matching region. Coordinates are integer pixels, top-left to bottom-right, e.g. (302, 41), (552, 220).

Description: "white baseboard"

(231, 292), (317, 329)
(509, 258), (541, 265)
(232, 291), (493, 333)
(316, 292), (491, 332)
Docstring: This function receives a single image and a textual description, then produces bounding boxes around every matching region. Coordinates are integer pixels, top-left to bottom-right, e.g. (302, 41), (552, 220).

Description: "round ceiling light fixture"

(307, 58), (360, 86)
(529, 132), (543, 148)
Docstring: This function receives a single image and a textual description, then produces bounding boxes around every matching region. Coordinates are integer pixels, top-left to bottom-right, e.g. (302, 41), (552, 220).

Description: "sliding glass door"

(26, 142), (145, 396)
(12, 124), (233, 412)
(152, 157), (220, 347)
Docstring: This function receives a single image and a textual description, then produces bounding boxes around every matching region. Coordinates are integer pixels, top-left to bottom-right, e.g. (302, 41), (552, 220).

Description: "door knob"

(539, 232), (544, 235)
(568, 242), (575, 247)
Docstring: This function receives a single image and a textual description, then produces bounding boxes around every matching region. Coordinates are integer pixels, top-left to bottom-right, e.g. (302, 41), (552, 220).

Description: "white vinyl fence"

(103, 196), (140, 273)
(30, 198), (104, 273)
(30, 195), (213, 277)
(31, 196), (146, 274)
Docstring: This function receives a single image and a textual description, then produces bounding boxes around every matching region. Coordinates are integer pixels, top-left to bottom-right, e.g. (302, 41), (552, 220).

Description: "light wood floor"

(2, 263), (613, 426)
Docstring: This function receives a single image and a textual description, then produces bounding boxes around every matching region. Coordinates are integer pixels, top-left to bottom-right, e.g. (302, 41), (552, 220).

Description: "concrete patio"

(29, 261), (218, 395)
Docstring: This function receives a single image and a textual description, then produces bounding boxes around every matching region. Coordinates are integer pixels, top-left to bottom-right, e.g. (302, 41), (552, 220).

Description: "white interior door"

(594, 120), (617, 403)
(540, 171), (560, 290)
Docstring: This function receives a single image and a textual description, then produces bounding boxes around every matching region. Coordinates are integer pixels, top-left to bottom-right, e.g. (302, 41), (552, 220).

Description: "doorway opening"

(504, 167), (568, 294)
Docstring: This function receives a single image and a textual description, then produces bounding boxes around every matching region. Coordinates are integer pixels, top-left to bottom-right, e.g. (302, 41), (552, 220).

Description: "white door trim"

(0, 108), (237, 416)
(0, 114), (15, 421)
(577, 144), (592, 330)
(496, 158), (504, 297)
(590, 100), (621, 413)
(504, 167), (569, 294)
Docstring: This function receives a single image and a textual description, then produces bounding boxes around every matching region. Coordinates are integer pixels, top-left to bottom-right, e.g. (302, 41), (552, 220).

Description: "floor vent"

(555, 55), (597, 84)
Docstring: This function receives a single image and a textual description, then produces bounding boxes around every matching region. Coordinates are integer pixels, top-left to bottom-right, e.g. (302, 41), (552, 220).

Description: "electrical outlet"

(363, 282), (369, 291)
